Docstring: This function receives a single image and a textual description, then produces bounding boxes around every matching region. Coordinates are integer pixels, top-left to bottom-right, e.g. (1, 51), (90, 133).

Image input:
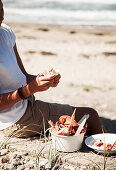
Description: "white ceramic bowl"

(85, 133), (116, 154)
(51, 132), (85, 152)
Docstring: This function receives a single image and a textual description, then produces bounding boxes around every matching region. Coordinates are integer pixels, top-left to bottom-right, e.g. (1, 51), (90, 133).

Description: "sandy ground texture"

(0, 22), (116, 169)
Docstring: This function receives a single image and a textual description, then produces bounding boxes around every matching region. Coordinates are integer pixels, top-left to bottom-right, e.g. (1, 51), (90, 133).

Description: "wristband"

(18, 87), (27, 100)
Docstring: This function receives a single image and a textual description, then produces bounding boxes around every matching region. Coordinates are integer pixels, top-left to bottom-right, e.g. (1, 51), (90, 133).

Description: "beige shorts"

(3, 95), (73, 137)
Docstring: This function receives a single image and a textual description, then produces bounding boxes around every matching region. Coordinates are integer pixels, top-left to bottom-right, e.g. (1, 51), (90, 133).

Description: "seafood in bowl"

(48, 109), (87, 136)
(48, 109), (88, 152)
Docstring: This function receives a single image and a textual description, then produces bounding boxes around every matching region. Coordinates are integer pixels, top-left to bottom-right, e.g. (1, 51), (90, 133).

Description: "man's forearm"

(0, 82), (34, 111)
(0, 90), (21, 111)
(26, 74), (36, 84)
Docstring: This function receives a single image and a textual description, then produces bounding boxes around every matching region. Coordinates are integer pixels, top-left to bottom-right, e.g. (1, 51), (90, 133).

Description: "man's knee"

(86, 107), (100, 123)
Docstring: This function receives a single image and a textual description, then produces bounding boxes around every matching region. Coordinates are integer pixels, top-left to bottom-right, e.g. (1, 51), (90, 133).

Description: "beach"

(0, 22), (116, 169)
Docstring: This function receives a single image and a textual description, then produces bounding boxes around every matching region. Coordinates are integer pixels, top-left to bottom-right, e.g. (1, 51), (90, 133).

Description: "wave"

(3, 0), (116, 26)
(4, 0), (116, 5)
(5, 8), (116, 18)
(4, 8), (116, 26)
(4, 0), (116, 9)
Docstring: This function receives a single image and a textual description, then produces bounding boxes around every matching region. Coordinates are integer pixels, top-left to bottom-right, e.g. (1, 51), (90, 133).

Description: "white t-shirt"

(0, 23), (28, 130)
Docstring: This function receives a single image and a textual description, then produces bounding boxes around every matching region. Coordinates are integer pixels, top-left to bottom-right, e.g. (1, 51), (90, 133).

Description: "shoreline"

(5, 21), (116, 31)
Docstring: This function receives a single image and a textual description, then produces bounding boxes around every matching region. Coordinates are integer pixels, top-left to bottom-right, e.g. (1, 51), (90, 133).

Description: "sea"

(3, 0), (116, 27)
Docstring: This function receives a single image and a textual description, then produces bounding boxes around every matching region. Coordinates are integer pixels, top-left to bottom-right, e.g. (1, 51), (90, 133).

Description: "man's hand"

(50, 74), (61, 87)
(29, 68), (61, 93)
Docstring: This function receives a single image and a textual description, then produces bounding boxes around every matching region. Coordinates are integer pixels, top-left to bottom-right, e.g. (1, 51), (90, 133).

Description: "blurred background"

(3, 0), (116, 27)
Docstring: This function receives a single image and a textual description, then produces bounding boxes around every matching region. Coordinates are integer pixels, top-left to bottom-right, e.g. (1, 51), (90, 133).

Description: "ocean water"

(3, 0), (116, 26)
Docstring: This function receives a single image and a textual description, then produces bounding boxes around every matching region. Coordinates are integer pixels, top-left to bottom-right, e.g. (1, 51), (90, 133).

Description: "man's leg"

(71, 106), (104, 135)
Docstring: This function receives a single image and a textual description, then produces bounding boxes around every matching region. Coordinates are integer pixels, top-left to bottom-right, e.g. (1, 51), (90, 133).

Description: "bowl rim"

(50, 131), (85, 138)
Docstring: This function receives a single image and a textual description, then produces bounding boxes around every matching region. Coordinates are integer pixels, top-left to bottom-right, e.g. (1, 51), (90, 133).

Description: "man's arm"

(0, 90), (22, 111)
(13, 43), (36, 83)
(0, 43), (61, 111)
(13, 43), (61, 87)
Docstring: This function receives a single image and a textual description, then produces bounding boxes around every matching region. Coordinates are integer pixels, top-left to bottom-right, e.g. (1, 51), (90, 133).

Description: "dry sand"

(0, 22), (116, 169)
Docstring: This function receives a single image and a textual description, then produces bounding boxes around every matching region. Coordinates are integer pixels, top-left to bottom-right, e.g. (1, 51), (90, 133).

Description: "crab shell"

(58, 115), (79, 127)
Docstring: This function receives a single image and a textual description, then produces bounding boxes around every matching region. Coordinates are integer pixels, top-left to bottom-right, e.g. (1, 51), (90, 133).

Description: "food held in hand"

(51, 68), (59, 75)
(48, 109), (87, 136)
(43, 68), (59, 77)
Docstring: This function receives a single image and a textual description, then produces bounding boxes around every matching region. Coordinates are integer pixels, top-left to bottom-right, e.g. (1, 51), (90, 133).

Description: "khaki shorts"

(3, 95), (73, 137)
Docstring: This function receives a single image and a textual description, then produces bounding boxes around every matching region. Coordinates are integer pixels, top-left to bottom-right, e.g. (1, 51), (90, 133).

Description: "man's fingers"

(50, 79), (60, 87)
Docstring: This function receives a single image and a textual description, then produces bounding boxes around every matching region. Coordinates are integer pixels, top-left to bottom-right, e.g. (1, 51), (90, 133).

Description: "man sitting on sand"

(0, 0), (104, 137)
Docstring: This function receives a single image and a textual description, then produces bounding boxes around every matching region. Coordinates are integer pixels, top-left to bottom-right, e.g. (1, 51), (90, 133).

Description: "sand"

(0, 22), (116, 169)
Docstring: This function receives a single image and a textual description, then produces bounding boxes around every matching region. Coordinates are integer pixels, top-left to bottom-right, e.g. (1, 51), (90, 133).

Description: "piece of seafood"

(43, 68), (59, 77)
(48, 109), (87, 136)
(93, 140), (116, 151)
